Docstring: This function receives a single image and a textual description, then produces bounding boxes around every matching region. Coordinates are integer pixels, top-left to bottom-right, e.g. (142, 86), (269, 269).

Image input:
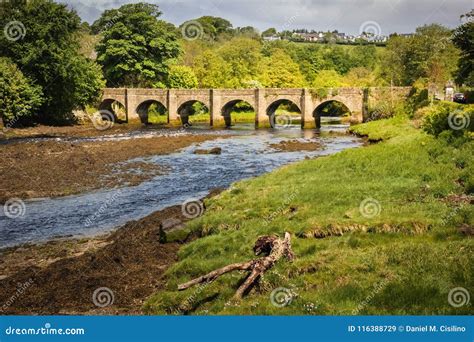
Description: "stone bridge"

(100, 87), (412, 128)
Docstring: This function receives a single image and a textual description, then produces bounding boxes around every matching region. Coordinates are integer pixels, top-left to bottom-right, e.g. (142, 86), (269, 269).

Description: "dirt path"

(0, 129), (224, 203)
(0, 190), (222, 315)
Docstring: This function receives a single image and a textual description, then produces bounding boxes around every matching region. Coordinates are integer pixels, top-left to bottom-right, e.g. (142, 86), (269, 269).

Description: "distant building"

(263, 35), (281, 41)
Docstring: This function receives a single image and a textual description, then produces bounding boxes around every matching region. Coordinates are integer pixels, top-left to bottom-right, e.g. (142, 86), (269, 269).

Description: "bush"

(421, 102), (474, 139)
(0, 58), (43, 127)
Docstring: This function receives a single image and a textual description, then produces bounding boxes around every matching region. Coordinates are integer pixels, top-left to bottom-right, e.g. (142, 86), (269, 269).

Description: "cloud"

(62, 0), (471, 34)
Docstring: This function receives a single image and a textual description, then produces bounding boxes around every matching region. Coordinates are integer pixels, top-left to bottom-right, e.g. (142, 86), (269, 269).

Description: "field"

(144, 116), (473, 315)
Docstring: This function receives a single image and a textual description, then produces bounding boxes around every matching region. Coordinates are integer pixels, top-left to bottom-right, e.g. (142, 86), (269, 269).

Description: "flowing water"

(0, 124), (362, 248)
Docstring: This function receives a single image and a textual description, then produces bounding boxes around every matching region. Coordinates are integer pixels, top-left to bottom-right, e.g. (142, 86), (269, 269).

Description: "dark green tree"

(0, 58), (43, 127)
(382, 24), (459, 86)
(180, 16), (233, 41)
(452, 10), (474, 86)
(0, 0), (105, 124)
(262, 28), (277, 37)
(95, 3), (181, 87)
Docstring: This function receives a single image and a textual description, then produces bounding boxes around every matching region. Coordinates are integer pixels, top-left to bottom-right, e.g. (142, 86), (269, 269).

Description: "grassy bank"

(145, 116), (473, 315)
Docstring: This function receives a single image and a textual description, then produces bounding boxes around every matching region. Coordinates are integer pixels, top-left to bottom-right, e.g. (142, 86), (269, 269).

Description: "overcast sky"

(62, 0), (472, 35)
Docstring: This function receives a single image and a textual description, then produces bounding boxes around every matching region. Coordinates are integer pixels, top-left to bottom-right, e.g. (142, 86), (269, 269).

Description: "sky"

(61, 0), (473, 35)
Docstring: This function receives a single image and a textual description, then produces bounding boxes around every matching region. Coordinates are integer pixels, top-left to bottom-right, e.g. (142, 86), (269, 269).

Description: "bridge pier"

(301, 89), (316, 129)
(210, 89), (226, 128)
(167, 89), (181, 126)
(255, 88), (270, 128)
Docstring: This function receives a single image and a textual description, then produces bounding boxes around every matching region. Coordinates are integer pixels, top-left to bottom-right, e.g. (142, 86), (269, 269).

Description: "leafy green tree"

(344, 67), (381, 87)
(180, 16), (233, 41)
(0, 58), (43, 127)
(452, 10), (474, 86)
(382, 24), (459, 86)
(235, 26), (260, 39)
(167, 65), (198, 88)
(262, 28), (277, 37)
(0, 0), (105, 124)
(219, 38), (262, 87)
(193, 50), (233, 88)
(95, 3), (181, 87)
(311, 70), (346, 88)
(258, 50), (306, 88)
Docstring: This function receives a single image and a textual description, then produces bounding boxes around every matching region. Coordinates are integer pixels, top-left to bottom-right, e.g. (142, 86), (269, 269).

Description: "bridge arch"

(178, 100), (210, 126)
(98, 99), (126, 122)
(266, 99), (301, 129)
(221, 100), (255, 127)
(313, 100), (351, 128)
(136, 100), (167, 125)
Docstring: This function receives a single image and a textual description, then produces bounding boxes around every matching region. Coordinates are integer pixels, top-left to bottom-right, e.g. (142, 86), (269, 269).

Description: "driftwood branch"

(178, 232), (294, 299)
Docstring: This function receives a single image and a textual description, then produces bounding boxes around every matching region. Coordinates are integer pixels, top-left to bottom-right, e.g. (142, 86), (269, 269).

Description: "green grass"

(144, 116), (473, 315)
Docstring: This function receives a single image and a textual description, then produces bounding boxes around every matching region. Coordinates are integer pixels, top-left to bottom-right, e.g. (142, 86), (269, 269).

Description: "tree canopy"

(0, 0), (105, 124)
(0, 58), (43, 126)
(94, 3), (182, 87)
(452, 10), (474, 86)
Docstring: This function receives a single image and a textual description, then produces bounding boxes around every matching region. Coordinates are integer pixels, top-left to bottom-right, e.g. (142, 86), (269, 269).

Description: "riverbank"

(0, 189), (222, 314)
(144, 116), (473, 315)
(0, 129), (225, 203)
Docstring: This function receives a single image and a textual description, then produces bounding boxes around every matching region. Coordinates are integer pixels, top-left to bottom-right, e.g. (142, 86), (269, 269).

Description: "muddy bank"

(0, 190), (222, 315)
(0, 122), (146, 141)
(270, 139), (323, 152)
(0, 133), (224, 203)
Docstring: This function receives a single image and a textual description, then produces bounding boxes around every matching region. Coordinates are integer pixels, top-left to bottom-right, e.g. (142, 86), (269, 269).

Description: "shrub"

(0, 58), (43, 128)
(421, 102), (474, 139)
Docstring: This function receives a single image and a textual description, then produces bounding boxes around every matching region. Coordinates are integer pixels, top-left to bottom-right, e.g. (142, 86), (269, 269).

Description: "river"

(0, 124), (362, 248)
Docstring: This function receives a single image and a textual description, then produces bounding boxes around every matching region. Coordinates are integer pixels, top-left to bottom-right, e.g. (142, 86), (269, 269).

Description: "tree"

(167, 65), (198, 89)
(218, 38), (262, 87)
(193, 50), (233, 88)
(262, 28), (277, 37)
(0, 58), (43, 127)
(0, 0), (105, 124)
(311, 70), (346, 88)
(344, 67), (380, 87)
(180, 16), (233, 41)
(381, 24), (459, 87)
(95, 3), (181, 87)
(235, 26), (260, 39)
(452, 10), (474, 86)
(258, 50), (306, 88)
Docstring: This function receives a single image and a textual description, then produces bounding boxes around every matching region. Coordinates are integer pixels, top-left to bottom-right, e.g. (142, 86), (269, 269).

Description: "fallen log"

(178, 232), (294, 299)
